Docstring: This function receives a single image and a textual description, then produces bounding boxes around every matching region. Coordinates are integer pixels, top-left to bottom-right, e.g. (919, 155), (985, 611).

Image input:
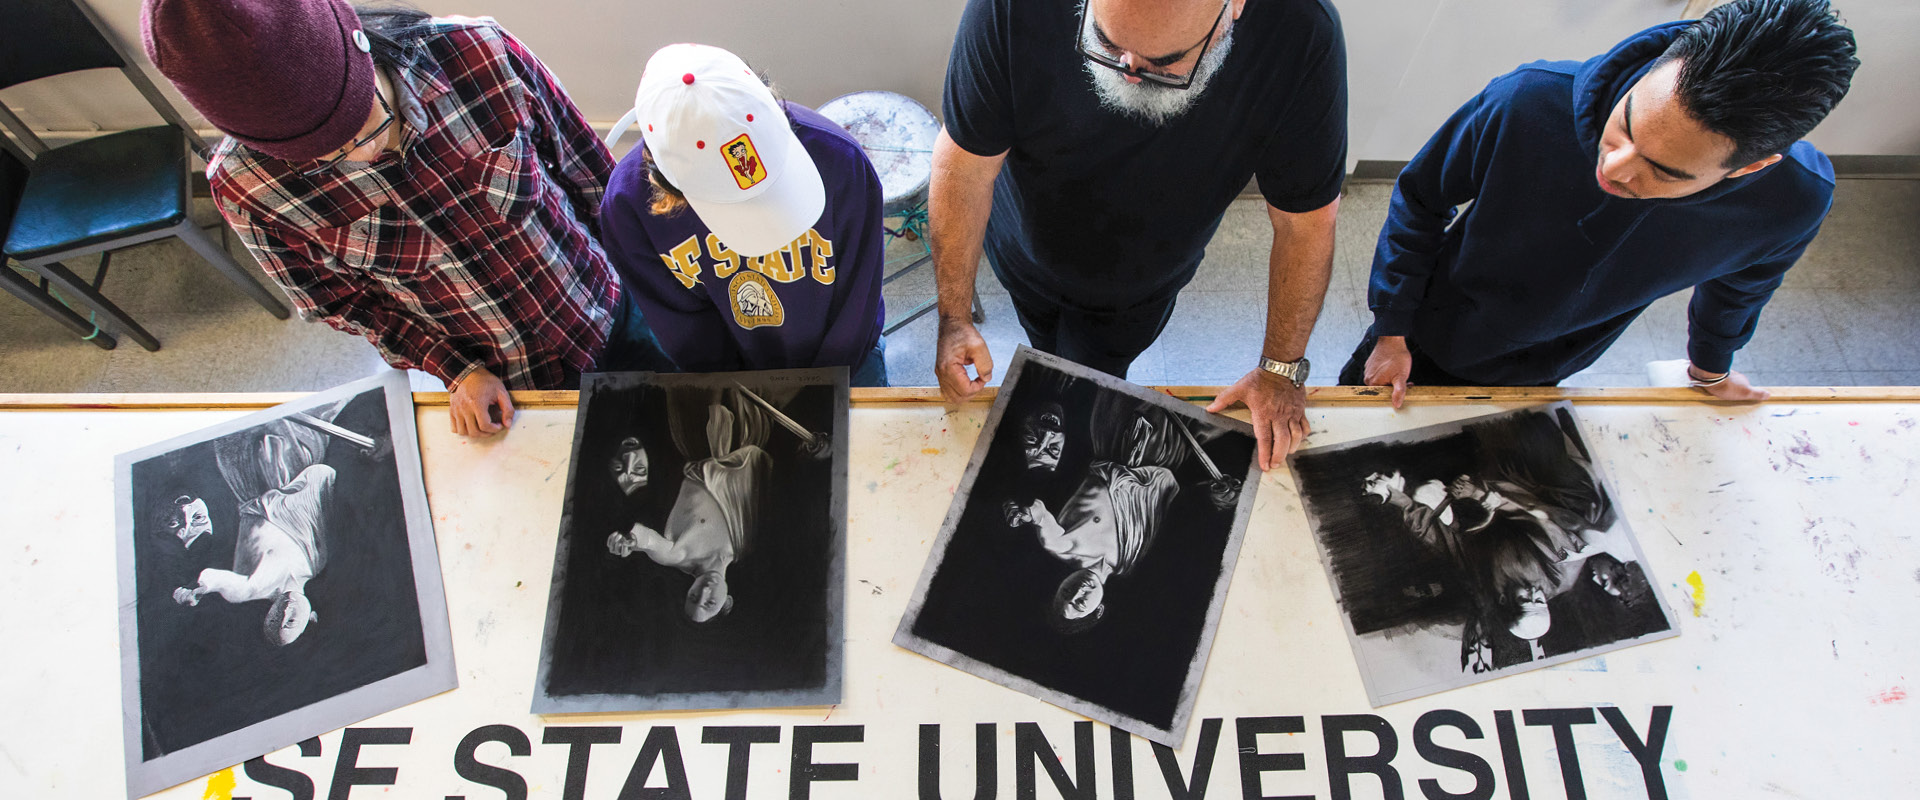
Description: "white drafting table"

(0, 386), (1914, 800)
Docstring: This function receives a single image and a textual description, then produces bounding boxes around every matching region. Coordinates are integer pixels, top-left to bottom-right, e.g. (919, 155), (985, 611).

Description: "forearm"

(1687, 267), (1790, 374)
(629, 523), (683, 565)
(1030, 504), (1067, 550)
(1262, 199), (1339, 361)
(1370, 96), (1491, 336)
(196, 567), (277, 604)
(929, 129), (1005, 322)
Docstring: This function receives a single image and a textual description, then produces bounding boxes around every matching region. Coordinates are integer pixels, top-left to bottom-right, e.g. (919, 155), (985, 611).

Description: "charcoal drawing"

(533, 369), (847, 713)
(1288, 402), (1678, 706)
(115, 371), (453, 799)
(895, 347), (1258, 746)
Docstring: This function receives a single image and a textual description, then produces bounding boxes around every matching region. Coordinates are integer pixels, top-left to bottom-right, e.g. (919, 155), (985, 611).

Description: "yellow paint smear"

(921, 447), (943, 455)
(202, 767), (236, 800)
(1686, 571), (1706, 617)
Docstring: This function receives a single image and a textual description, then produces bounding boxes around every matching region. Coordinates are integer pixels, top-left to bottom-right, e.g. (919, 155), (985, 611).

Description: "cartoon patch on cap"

(722, 134), (767, 190)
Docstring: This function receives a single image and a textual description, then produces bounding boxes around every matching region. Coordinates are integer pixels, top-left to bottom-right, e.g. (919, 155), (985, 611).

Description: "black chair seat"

(4, 125), (189, 261)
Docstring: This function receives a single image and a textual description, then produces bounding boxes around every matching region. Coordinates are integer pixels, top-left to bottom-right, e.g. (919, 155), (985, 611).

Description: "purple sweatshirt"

(600, 102), (886, 373)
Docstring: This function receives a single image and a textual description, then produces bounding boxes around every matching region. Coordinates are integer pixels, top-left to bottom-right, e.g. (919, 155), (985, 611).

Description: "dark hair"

(354, 3), (435, 71)
(1085, 392), (1188, 470)
(1021, 402), (1065, 439)
(1475, 517), (1563, 630)
(1656, 0), (1860, 168)
(150, 494), (195, 537)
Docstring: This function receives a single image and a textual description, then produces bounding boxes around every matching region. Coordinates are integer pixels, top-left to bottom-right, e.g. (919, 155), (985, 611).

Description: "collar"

(388, 55), (451, 151)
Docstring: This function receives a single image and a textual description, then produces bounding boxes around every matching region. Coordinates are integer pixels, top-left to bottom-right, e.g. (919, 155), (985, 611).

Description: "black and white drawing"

(1289, 403), (1678, 706)
(895, 347), (1259, 746)
(115, 371), (453, 799)
(533, 369), (847, 713)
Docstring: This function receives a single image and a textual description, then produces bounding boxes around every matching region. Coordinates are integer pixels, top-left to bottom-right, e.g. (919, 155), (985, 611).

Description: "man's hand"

(450, 368), (515, 437)
(1207, 369), (1308, 471)
(172, 587), (200, 606)
(799, 431), (833, 461)
(1364, 336), (1414, 409)
(1448, 474), (1486, 501)
(1001, 499), (1034, 528)
(1204, 476), (1244, 511)
(606, 531), (636, 558)
(1691, 365), (1771, 402)
(936, 316), (994, 403)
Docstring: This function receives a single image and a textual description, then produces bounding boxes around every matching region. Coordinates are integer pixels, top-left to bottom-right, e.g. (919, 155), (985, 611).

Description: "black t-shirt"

(944, 0), (1347, 312)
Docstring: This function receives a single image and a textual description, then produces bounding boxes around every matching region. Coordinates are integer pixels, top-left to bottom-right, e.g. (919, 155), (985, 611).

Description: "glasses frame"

(300, 84), (397, 176)
(1078, 0), (1229, 90)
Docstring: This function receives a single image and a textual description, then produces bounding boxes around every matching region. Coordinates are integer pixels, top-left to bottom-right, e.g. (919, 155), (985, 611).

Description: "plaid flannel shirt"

(210, 17), (618, 389)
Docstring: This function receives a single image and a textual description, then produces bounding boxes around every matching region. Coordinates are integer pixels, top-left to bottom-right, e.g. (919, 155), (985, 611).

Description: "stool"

(817, 91), (983, 334)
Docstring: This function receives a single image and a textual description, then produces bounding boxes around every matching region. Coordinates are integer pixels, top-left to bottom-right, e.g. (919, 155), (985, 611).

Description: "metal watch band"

(1258, 356), (1310, 387)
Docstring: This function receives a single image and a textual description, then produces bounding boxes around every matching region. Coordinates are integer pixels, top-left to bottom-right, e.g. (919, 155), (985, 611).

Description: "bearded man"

(929, 0), (1348, 470)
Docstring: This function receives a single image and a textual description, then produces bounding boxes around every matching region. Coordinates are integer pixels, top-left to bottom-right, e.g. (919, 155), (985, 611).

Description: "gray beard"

(1082, 20), (1234, 127)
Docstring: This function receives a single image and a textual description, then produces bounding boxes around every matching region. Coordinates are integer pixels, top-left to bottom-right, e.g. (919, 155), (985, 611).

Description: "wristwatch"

(1258, 356), (1310, 388)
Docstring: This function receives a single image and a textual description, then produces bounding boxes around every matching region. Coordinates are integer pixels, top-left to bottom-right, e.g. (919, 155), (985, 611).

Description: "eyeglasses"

(300, 86), (396, 176)
(1078, 0), (1229, 90)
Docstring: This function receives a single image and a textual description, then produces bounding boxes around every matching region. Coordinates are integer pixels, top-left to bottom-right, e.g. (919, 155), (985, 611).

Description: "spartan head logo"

(736, 277), (774, 317)
(728, 270), (783, 328)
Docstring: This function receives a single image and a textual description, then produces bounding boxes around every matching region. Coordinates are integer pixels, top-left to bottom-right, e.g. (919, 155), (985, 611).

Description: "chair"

(815, 91), (984, 334)
(1, 140), (118, 348)
(0, 0), (289, 352)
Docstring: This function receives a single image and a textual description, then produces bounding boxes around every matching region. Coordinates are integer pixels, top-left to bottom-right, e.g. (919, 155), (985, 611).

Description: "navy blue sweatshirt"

(600, 102), (885, 373)
(1370, 22), (1836, 384)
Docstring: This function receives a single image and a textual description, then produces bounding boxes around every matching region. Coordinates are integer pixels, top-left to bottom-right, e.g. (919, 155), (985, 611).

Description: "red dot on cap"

(682, 73), (695, 85)
(746, 114), (754, 122)
(646, 124), (653, 132)
(696, 141), (705, 149)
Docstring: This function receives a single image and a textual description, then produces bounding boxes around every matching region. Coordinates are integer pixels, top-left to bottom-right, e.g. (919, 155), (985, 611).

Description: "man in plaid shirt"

(144, 0), (673, 436)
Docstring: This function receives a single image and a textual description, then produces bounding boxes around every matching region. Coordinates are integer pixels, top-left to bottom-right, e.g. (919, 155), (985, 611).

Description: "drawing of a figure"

(610, 437), (650, 495)
(1536, 552), (1666, 652)
(170, 405), (356, 646)
(606, 387), (786, 623)
(1360, 418), (1616, 671)
(156, 495), (214, 550)
(1002, 392), (1212, 634)
(1019, 401), (1066, 473)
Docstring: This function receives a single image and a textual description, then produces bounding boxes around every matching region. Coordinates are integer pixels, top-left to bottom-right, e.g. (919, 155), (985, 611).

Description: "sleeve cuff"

(1372, 309), (1415, 338)
(945, 127), (1010, 158)
(1686, 342), (1734, 375)
(430, 345), (484, 389)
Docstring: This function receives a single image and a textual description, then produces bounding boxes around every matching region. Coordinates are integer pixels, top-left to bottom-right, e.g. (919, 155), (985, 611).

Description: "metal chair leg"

(173, 219), (290, 319)
(20, 258), (160, 351)
(0, 265), (117, 349)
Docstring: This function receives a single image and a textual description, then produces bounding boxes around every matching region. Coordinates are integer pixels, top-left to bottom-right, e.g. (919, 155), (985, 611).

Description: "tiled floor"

(3, 178), (1916, 393)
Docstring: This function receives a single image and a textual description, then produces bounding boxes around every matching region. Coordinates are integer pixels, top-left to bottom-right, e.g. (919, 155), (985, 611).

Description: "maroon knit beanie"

(141, 0), (376, 162)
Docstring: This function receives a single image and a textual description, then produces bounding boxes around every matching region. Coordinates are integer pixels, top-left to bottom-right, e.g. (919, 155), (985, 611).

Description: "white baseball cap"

(629, 44), (824, 257)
